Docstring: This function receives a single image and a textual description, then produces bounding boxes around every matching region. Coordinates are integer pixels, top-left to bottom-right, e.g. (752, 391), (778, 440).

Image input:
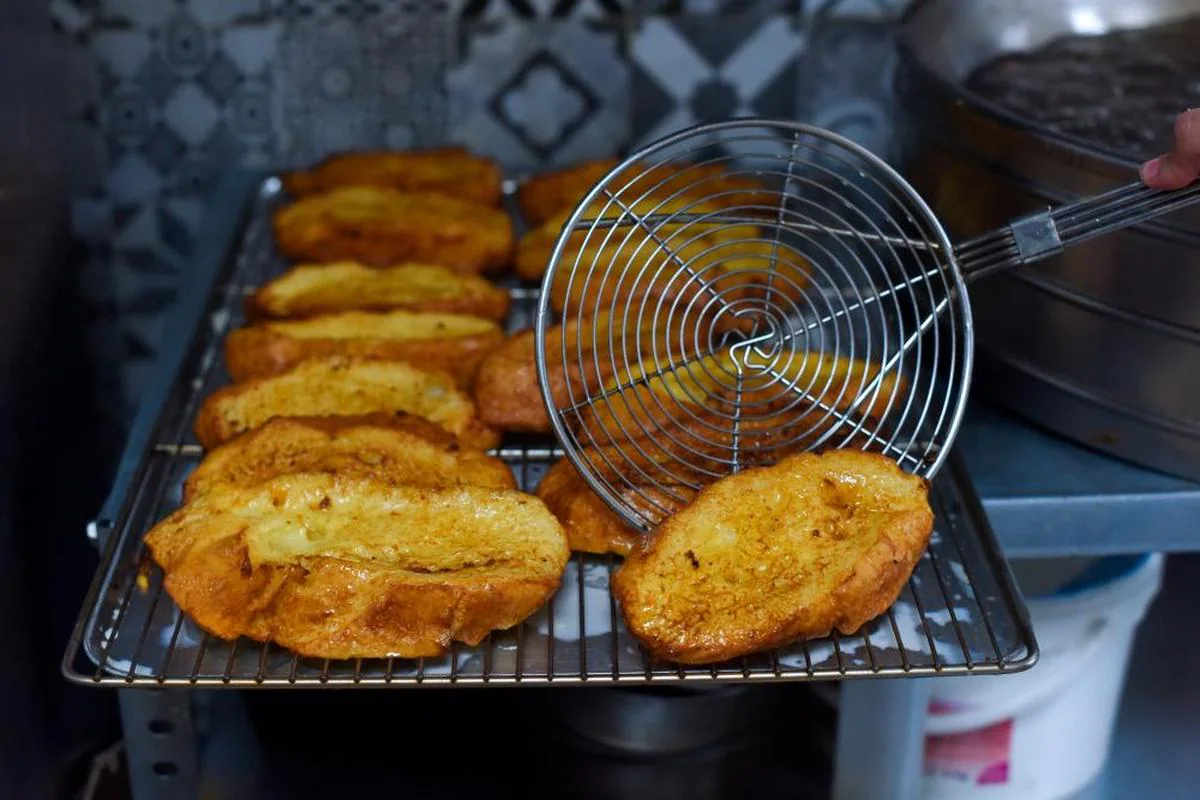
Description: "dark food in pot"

(967, 15), (1200, 160)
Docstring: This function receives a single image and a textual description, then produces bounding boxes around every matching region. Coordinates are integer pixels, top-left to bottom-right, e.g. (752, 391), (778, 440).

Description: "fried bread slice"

(578, 349), (907, 447)
(516, 194), (776, 283)
(471, 329), (548, 433)
(612, 450), (933, 664)
(470, 307), (723, 434)
(516, 158), (773, 226)
(145, 473), (569, 659)
(247, 262), (510, 321)
(194, 356), (500, 450)
(283, 147), (503, 207)
(516, 195), (810, 314)
(183, 414), (515, 502)
(517, 158), (619, 225)
(272, 186), (513, 272)
(536, 459), (642, 557)
(223, 310), (504, 385)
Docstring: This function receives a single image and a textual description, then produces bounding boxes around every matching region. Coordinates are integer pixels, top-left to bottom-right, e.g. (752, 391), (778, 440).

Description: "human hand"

(1140, 109), (1200, 190)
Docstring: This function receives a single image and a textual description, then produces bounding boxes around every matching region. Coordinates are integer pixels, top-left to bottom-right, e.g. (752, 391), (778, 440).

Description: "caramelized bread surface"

(146, 474), (569, 659)
(516, 195), (810, 315)
(193, 356), (499, 450)
(579, 349), (908, 446)
(183, 414), (515, 502)
(471, 329), (548, 433)
(536, 459), (642, 557)
(515, 158), (772, 227)
(612, 450), (933, 664)
(282, 147), (503, 206)
(471, 308), (726, 434)
(272, 186), (513, 272)
(248, 262), (510, 321)
(223, 310), (504, 385)
(516, 195), (773, 284)
(516, 158), (618, 225)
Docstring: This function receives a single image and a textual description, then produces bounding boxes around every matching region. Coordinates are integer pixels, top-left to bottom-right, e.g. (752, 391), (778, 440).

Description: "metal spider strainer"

(534, 119), (1200, 531)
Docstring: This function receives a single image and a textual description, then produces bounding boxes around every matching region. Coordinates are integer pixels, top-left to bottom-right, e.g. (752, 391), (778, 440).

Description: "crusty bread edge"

(222, 324), (504, 386)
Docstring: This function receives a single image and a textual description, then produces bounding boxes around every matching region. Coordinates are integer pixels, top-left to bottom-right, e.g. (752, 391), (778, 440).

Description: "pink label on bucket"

(928, 698), (967, 715)
(977, 761), (1010, 785)
(924, 719), (1013, 786)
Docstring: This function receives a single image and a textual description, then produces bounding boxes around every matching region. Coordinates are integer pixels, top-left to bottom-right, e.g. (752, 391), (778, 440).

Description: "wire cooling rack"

(63, 171), (1036, 687)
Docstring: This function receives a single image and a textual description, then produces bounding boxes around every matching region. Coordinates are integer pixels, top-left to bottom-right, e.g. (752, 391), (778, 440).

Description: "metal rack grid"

(63, 173), (1037, 687)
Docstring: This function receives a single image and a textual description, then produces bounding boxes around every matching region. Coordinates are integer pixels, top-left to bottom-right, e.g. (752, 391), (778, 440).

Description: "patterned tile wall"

(448, 18), (629, 171)
(55, 0), (910, 425)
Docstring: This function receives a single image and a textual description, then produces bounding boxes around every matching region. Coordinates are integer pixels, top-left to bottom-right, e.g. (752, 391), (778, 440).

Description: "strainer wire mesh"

(535, 121), (971, 530)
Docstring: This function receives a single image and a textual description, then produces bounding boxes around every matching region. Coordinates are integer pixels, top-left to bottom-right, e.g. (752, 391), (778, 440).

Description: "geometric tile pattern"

(455, 0), (630, 21)
(630, 13), (805, 148)
(274, 3), (451, 167)
(54, 0), (279, 420)
(52, 0), (907, 425)
(810, 0), (908, 19)
(448, 18), (628, 171)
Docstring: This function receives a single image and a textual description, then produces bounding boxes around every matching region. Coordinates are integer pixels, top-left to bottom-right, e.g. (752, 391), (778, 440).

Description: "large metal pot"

(895, 0), (1200, 481)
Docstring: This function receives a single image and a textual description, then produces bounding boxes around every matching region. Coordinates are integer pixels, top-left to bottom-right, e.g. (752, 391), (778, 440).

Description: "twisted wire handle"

(955, 180), (1200, 283)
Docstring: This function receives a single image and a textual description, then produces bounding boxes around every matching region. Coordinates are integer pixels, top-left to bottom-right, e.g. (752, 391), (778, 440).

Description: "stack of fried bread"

(274, 147), (511, 271)
(148, 147), (574, 659)
(273, 186), (513, 271)
(143, 146), (934, 666)
(283, 147), (503, 206)
(147, 424), (569, 658)
(514, 158), (809, 319)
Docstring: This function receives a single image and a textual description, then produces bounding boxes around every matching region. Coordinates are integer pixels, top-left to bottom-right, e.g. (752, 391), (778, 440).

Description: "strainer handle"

(954, 179), (1200, 283)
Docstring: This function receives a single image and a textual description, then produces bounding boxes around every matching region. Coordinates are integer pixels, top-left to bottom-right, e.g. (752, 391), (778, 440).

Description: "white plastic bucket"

(922, 553), (1164, 800)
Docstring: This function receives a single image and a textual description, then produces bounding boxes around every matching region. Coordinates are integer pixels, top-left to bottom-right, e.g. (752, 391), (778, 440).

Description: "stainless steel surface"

(533, 119), (1197, 532)
(896, 0), (1200, 482)
(118, 691), (198, 800)
(62, 171), (1035, 687)
(961, 404), (1200, 557)
(552, 685), (773, 756)
(955, 180), (1200, 280)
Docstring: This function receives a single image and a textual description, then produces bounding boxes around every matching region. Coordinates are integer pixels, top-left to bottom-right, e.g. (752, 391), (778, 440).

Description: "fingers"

(1141, 109), (1200, 190)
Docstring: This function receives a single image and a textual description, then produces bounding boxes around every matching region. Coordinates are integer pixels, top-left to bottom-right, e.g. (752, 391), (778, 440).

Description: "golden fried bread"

(183, 414), (515, 502)
(536, 459), (641, 556)
(272, 187), (513, 272)
(516, 195), (810, 315)
(470, 308), (719, 434)
(247, 262), (510, 321)
(516, 194), (773, 283)
(613, 450), (933, 664)
(579, 350), (907, 446)
(194, 356), (499, 450)
(516, 158), (772, 226)
(145, 474), (569, 659)
(517, 158), (618, 225)
(283, 147), (503, 206)
(223, 310), (504, 385)
(471, 329), (548, 433)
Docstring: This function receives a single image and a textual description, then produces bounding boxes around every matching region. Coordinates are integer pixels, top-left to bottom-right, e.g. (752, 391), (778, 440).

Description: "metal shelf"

(960, 404), (1200, 557)
(62, 171), (1036, 688)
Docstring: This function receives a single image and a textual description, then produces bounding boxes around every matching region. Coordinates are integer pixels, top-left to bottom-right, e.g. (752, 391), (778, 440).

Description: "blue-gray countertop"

(958, 404), (1200, 557)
